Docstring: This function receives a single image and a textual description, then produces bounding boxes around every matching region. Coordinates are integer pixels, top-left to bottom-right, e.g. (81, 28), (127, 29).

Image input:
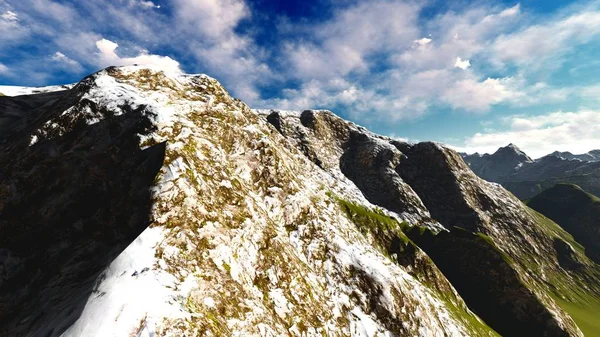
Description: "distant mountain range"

(461, 145), (600, 199)
(547, 150), (600, 162)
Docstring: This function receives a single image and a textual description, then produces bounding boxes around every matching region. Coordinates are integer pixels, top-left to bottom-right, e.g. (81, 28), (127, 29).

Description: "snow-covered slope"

(0, 84), (74, 96)
(1, 66), (599, 337)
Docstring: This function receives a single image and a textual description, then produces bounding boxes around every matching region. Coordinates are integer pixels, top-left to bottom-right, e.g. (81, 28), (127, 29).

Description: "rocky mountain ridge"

(1, 66), (599, 337)
(547, 150), (600, 163)
(462, 145), (600, 199)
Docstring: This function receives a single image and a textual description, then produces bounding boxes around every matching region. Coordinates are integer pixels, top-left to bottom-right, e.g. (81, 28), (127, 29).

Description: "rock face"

(462, 146), (600, 199)
(1, 67), (599, 337)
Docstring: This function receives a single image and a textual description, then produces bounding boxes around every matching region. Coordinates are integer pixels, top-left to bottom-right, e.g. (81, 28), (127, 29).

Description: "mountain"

(1, 66), (600, 337)
(527, 184), (600, 265)
(462, 146), (600, 199)
(546, 150), (600, 162)
(0, 84), (75, 97)
(460, 143), (533, 182)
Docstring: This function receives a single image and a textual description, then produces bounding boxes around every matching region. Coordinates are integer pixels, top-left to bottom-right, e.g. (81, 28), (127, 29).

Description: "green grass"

(552, 295), (600, 336)
(529, 209), (587, 255)
(441, 297), (501, 337)
(329, 192), (410, 243)
(527, 206), (600, 336)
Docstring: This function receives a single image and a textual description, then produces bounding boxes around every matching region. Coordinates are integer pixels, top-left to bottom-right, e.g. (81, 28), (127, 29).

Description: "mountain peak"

(492, 143), (532, 162)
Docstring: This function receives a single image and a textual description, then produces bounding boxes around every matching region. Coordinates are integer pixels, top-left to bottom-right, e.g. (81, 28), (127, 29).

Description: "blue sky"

(1, 0), (600, 158)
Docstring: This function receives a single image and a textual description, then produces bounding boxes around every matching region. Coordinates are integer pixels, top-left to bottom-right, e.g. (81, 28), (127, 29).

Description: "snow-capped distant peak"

(0, 84), (75, 96)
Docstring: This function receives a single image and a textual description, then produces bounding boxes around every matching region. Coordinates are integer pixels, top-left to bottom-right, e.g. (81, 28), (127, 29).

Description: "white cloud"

(454, 57), (471, 69)
(405, 3), (521, 68)
(0, 8), (27, 46)
(95, 38), (181, 73)
(457, 110), (600, 158)
(1, 10), (17, 21)
(271, 2), (531, 119)
(414, 37), (432, 46)
(499, 3), (521, 17)
(170, 0), (271, 100)
(24, 0), (77, 24)
(257, 75), (429, 123)
(0, 62), (9, 74)
(580, 84), (600, 101)
(491, 10), (600, 68)
(173, 0), (249, 39)
(50, 51), (83, 72)
(283, 0), (421, 80)
(139, 1), (160, 9)
(443, 77), (517, 111)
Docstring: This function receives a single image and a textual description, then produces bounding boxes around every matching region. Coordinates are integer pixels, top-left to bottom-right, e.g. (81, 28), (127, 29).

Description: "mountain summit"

(1, 66), (600, 337)
(495, 143), (532, 161)
(460, 143), (533, 182)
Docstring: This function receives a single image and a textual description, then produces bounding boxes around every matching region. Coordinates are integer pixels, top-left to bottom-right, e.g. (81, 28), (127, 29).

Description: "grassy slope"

(527, 183), (600, 224)
(528, 206), (600, 336)
(553, 295), (600, 336)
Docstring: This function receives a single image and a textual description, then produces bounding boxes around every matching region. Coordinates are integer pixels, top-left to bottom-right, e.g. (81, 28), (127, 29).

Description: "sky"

(1, 0), (600, 158)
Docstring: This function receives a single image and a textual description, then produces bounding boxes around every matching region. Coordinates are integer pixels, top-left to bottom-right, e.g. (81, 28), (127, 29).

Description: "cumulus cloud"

(457, 110), (600, 158)
(95, 38), (181, 73)
(0, 62), (9, 74)
(454, 57), (471, 69)
(259, 77), (429, 122)
(443, 77), (516, 111)
(579, 84), (600, 100)
(266, 2), (534, 120)
(173, 0), (249, 39)
(283, 0), (420, 81)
